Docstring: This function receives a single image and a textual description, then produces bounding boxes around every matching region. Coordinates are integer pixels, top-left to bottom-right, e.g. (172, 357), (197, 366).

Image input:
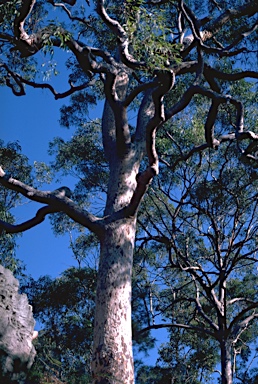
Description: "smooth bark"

(220, 339), (233, 384)
(92, 218), (136, 384)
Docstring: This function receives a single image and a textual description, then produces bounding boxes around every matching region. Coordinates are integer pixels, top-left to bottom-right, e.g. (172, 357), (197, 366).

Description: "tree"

(0, 1), (257, 383)
(135, 137), (258, 383)
(23, 266), (97, 383)
(0, 140), (32, 278)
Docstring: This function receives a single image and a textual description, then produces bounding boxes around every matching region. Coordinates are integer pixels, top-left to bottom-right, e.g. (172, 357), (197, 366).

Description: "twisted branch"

(0, 167), (103, 236)
(96, 0), (145, 69)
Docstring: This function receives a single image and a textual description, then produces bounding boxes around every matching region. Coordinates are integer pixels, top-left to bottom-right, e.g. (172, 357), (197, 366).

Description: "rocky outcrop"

(0, 265), (36, 383)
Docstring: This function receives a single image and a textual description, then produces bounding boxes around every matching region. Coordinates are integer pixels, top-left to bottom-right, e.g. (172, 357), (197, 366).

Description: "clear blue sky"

(1, 85), (73, 278)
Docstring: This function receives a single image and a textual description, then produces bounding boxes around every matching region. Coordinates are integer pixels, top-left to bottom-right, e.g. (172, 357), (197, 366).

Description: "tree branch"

(227, 298), (256, 306)
(229, 304), (258, 333)
(0, 62), (96, 99)
(123, 70), (175, 216)
(52, 2), (91, 25)
(12, 0), (41, 57)
(96, 0), (145, 69)
(205, 100), (220, 148)
(160, 143), (209, 171)
(137, 322), (216, 338)
(0, 206), (59, 234)
(123, 80), (158, 108)
(14, 0), (36, 40)
(0, 167), (103, 236)
(202, 1), (258, 41)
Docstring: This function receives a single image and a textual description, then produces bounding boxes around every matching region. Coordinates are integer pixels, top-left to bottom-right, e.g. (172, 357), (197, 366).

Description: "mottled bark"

(91, 149), (139, 383)
(92, 218), (136, 384)
(91, 69), (142, 382)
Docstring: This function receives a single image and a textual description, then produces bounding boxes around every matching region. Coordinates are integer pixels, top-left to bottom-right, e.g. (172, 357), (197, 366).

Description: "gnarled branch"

(0, 206), (59, 234)
(0, 167), (103, 236)
(96, 0), (145, 69)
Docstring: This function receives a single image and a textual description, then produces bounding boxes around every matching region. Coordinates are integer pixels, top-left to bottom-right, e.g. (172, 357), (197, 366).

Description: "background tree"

(135, 134), (258, 383)
(0, 1), (257, 383)
(23, 266), (97, 384)
(0, 140), (32, 278)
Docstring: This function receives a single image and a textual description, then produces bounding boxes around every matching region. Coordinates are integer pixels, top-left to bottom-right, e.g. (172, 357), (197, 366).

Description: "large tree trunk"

(91, 217), (136, 383)
(91, 70), (143, 382)
(91, 154), (139, 383)
(220, 339), (233, 384)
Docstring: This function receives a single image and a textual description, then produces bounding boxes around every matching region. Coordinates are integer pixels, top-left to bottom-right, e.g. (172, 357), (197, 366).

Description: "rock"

(0, 265), (36, 383)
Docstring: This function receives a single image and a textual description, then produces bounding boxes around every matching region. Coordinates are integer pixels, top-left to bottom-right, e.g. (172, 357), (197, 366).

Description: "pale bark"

(92, 219), (136, 384)
(91, 69), (144, 382)
(220, 339), (233, 384)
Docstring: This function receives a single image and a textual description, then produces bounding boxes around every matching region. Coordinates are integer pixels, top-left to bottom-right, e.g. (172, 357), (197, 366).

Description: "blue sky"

(1, 57), (104, 278)
(1, 85), (72, 278)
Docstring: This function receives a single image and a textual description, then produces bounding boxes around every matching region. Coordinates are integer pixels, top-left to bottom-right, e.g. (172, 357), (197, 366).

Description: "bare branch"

(0, 206), (59, 234)
(14, 0), (36, 41)
(227, 298), (256, 306)
(0, 167), (103, 236)
(223, 20), (258, 52)
(229, 304), (258, 333)
(12, 0), (41, 56)
(0, 62), (96, 99)
(165, 84), (250, 155)
(52, 2), (91, 25)
(124, 167), (157, 218)
(147, 70), (175, 172)
(205, 100), (220, 148)
(232, 312), (258, 344)
(66, 39), (119, 76)
(137, 322), (216, 338)
(160, 143), (209, 171)
(123, 80), (158, 108)
(202, 1), (258, 41)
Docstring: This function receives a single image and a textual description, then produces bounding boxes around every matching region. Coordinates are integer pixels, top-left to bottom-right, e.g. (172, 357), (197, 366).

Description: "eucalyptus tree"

(0, 1), (257, 383)
(136, 136), (258, 383)
(23, 266), (97, 383)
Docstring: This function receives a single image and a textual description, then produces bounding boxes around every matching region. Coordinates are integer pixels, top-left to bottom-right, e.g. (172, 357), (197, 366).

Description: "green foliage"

(124, 1), (182, 70)
(23, 267), (97, 383)
(135, 137), (258, 379)
(0, 0), (22, 32)
(48, 119), (108, 210)
(0, 140), (32, 277)
(34, 161), (53, 185)
(41, 25), (73, 57)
